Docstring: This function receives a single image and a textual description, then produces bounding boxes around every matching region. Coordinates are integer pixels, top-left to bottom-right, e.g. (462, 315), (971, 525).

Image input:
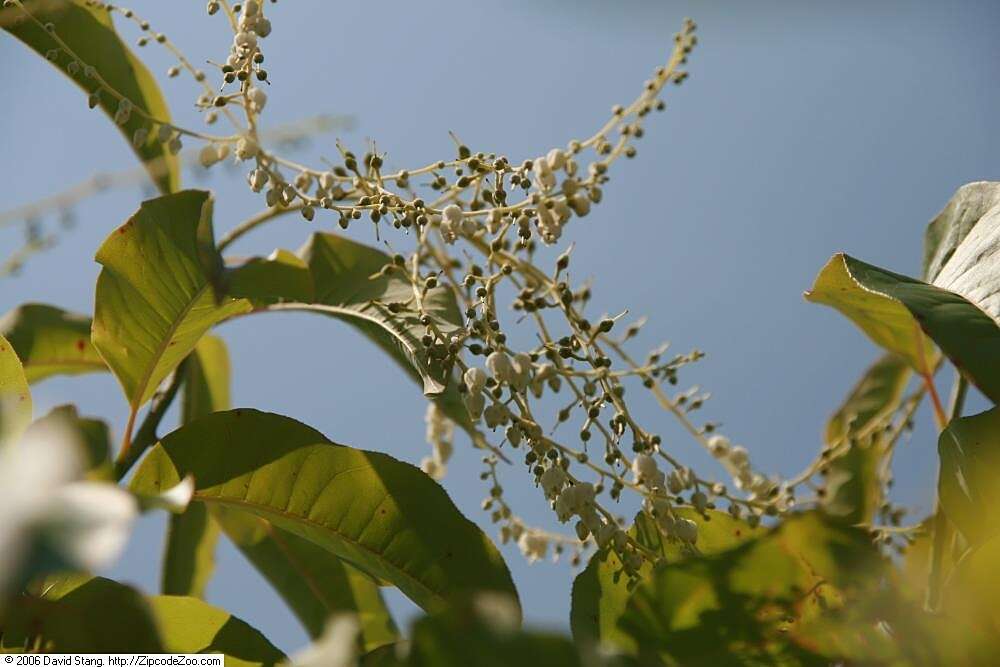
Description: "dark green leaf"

(130, 409), (519, 615)
(1, 0), (179, 193)
(937, 407), (1000, 547)
(294, 232), (463, 396)
(0, 304), (105, 383)
(806, 253), (1000, 402)
(213, 506), (398, 651)
(228, 249), (314, 305)
(162, 335), (230, 598)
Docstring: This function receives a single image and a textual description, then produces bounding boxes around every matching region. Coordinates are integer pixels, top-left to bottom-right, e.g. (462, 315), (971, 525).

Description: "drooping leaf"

(130, 409), (519, 615)
(923, 181), (1000, 282)
(92, 190), (251, 417)
(213, 506), (398, 651)
(941, 533), (1000, 660)
(161, 335), (230, 598)
(228, 249), (314, 305)
(570, 508), (763, 652)
(0, 0), (179, 193)
(821, 353), (911, 524)
(294, 232), (463, 396)
(937, 407), (1000, 547)
(1, 574), (163, 652)
(805, 253), (1000, 402)
(147, 595), (285, 666)
(618, 513), (890, 665)
(0, 333), (32, 440)
(0, 304), (105, 383)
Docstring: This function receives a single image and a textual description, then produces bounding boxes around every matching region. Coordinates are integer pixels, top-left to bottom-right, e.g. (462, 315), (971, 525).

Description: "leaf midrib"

(192, 492), (441, 610)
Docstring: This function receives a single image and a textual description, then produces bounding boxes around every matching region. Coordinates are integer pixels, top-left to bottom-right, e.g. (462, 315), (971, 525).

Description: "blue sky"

(2, 0), (999, 653)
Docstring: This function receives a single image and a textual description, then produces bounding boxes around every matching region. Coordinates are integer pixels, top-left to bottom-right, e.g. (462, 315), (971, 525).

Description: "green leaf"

(162, 335), (230, 598)
(821, 353), (911, 524)
(147, 595), (285, 666)
(1, 574), (285, 664)
(0, 304), (105, 383)
(937, 407), (1000, 547)
(293, 232), (464, 396)
(570, 509), (763, 653)
(618, 513), (889, 665)
(92, 191), (251, 419)
(0, 333), (32, 440)
(181, 334), (232, 423)
(923, 181), (1000, 282)
(941, 533), (1000, 659)
(1, 574), (164, 652)
(404, 596), (580, 667)
(213, 506), (399, 651)
(1, 0), (179, 193)
(130, 409), (519, 615)
(806, 253), (1000, 402)
(228, 249), (315, 305)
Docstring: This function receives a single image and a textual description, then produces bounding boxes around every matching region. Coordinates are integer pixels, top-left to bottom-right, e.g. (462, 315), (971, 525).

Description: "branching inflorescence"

(2, 0), (922, 575)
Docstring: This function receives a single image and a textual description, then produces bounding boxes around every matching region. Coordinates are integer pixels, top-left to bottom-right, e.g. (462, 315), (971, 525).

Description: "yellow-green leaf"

(228, 249), (314, 305)
(806, 253), (1000, 402)
(938, 407), (1000, 547)
(0, 304), (106, 383)
(92, 191), (251, 417)
(1, 0), (179, 193)
(130, 409), (519, 615)
(0, 333), (32, 441)
(570, 509), (763, 652)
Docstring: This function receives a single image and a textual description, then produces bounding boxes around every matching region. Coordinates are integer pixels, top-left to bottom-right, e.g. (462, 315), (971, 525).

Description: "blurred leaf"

(161, 335), (230, 598)
(618, 513), (890, 665)
(937, 407), (1000, 547)
(26, 404), (112, 479)
(0, 304), (105, 383)
(1, 574), (163, 652)
(0, 333), (32, 440)
(181, 334), (231, 424)
(406, 595), (580, 667)
(147, 595), (285, 666)
(806, 253), (1000, 402)
(923, 181), (1000, 282)
(296, 232), (463, 396)
(822, 353), (910, 524)
(213, 506), (398, 651)
(228, 249), (315, 304)
(941, 533), (1000, 660)
(0, 0), (179, 193)
(571, 508), (763, 652)
(92, 191), (251, 415)
(130, 409), (519, 615)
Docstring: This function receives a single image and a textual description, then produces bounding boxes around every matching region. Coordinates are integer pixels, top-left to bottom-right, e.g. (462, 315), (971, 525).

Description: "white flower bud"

(707, 435), (730, 458)
(464, 367), (487, 394)
(319, 171), (336, 192)
(569, 193), (591, 217)
(248, 87), (267, 113)
(691, 491), (708, 513)
(254, 17), (272, 37)
(666, 470), (684, 494)
(632, 454), (659, 484)
(546, 148), (567, 171)
(596, 523), (617, 548)
(420, 456), (445, 480)
(234, 31), (257, 50)
(728, 446), (749, 468)
(464, 392), (485, 420)
(486, 351), (516, 384)
(518, 531), (548, 563)
(540, 466), (566, 500)
(248, 168), (268, 192)
(235, 136), (258, 160)
(131, 127), (148, 148)
(199, 144), (220, 168)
